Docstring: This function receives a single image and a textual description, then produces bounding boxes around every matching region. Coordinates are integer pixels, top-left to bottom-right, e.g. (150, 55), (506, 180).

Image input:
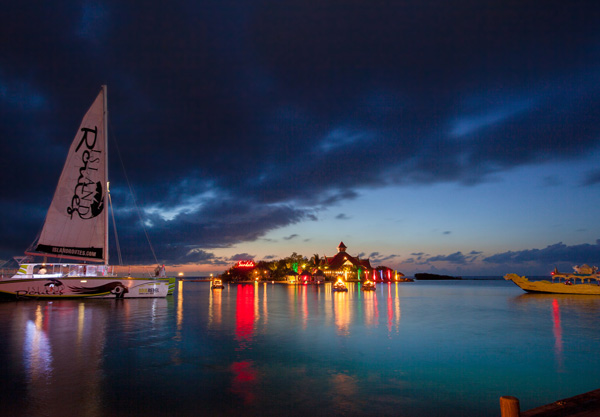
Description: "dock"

(501, 389), (600, 417)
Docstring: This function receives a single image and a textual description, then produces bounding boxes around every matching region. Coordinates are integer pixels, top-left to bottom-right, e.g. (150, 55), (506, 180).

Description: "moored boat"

(211, 278), (224, 289)
(505, 265), (600, 295)
(0, 86), (173, 299)
(332, 278), (348, 292)
(362, 280), (375, 291)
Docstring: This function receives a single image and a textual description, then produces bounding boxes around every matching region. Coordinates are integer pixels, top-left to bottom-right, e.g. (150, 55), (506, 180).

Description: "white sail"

(32, 88), (107, 262)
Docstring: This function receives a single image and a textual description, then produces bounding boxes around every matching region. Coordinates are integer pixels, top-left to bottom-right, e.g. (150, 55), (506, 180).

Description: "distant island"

(414, 273), (461, 280)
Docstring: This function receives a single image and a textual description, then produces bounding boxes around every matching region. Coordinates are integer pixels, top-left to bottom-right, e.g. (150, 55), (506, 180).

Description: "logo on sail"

(67, 127), (104, 219)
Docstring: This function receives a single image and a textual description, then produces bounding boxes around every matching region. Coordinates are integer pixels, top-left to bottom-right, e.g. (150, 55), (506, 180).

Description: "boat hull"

(0, 276), (171, 299)
(167, 277), (176, 295)
(504, 273), (600, 295)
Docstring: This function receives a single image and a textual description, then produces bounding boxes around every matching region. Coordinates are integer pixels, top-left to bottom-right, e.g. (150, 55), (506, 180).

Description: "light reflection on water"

(2, 280), (600, 416)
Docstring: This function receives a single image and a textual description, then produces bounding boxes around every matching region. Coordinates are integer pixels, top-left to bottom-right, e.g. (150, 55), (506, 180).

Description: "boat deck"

(517, 389), (600, 417)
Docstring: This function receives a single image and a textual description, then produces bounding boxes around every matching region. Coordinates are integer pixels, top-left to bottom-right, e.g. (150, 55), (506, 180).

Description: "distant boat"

(332, 278), (348, 292)
(505, 265), (600, 295)
(211, 279), (224, 289)
(0, 86), (174, 299)
(362, 280), (375, 291)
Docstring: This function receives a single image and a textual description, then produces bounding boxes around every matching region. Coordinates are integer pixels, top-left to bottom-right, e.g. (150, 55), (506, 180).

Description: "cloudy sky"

(2, 0), (600, 276)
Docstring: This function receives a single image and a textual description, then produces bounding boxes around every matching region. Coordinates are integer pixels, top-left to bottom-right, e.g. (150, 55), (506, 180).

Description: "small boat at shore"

(362, 280), (375, 291)
(505, 265), (600, 295)
(211, 279), (224, 289)
(332, 278), (348, 292)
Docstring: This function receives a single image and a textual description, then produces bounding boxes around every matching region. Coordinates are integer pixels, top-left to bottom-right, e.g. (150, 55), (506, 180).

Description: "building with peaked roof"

(320, 242), (375, 281)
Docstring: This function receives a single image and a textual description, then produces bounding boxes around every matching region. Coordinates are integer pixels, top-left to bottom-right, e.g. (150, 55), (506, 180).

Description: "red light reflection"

(552, 299), (563, 367)
(235, 284), (255, 346)
(230, 360), (257, 404)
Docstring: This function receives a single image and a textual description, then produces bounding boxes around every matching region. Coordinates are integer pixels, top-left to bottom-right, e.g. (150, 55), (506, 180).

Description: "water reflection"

(231, 284), (262, 405)
(13, 301), (107, 417)
(386, 283), (401, 333)
(24, 305), (52, 383)
(552, 299), (563, 369)
(176, 280), (184, 333)
(513, 292), (600, 309)
(263, 283), (269, 325)
(301, 285), (308, 329)
(9, 281), (600, 416)
(235, 284), (256, 346)
(363, 290), (378, 328)
(511, 292), (600, 370)
(330, 373), (359, 414)
(208, 282), (222, 328)
(334, 291), (351, 335)
(230, 360), (258, 405)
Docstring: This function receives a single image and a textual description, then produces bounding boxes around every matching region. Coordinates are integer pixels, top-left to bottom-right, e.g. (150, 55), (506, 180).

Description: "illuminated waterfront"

(1, 280), (600, 416)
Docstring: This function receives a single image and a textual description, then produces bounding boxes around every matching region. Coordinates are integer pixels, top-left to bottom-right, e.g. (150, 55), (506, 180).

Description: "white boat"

(0, 86), (174, 299)
(211, 279), (224, 289)
(505, 265), (600, 295)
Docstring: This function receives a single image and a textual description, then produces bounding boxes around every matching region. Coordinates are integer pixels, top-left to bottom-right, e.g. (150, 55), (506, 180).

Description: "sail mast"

(103, 85), (109, 266)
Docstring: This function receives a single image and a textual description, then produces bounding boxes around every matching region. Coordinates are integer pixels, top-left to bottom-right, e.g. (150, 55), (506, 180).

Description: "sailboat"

(0, 86), (175, 299)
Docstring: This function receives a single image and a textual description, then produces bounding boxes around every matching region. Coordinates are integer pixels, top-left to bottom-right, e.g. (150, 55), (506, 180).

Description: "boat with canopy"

(505, 264), (600, 295)
(332, 277), (348, 292)
(362, 280), (375, 291)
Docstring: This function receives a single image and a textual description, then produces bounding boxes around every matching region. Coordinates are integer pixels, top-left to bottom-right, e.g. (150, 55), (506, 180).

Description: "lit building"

(320, 242), (374, 281)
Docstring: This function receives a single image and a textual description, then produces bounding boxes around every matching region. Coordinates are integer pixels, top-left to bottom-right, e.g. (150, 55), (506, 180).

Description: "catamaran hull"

(504, 273), (600, 295)
(0, 276), (171, 299)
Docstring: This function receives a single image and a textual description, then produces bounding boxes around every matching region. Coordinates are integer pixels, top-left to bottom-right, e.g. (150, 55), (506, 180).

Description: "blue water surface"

(1, 279), (599, 416)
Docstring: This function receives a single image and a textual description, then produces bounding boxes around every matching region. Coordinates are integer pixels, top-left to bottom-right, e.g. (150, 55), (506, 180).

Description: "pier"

(501, 389), (600, 416)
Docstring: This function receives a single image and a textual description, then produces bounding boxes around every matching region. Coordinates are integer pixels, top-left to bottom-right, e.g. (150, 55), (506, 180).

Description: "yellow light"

(80, 280), (87, 283)
(178, 272), (184, 277)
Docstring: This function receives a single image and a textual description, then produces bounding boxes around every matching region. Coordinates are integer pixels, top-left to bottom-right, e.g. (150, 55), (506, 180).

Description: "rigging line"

(108, 191), (123, 266)
(107, 119), (159, 265)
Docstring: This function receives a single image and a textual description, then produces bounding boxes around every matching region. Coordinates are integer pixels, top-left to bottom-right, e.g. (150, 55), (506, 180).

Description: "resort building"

(319, 242), (374, 281)
(223, 242), (403, 283)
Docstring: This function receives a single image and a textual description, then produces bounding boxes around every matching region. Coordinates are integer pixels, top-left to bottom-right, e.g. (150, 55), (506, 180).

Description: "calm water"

(2, 279), (600, 417)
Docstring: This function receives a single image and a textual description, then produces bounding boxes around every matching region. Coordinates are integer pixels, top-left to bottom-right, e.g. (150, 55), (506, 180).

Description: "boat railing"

(552, 273), (600, 284)
(5, 263), (168, 279)
(0, 268), (19, 279)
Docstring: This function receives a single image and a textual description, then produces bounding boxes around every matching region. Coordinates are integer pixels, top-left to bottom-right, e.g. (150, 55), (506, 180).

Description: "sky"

(2, 0), (600, 277)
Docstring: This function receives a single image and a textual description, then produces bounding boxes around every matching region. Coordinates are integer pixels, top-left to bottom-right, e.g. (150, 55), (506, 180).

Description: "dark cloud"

(371, 253), (398, 263)
(483, 240), (600, 266)
(336, 213), (350, 220)
(427, 251), (472, 265)
(283, 234), (299, 240)
(230, 253), (256, 261)
(404, 250), (482, 266)
(583, 170), (600, 186)
(1, 1), (600, 264)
